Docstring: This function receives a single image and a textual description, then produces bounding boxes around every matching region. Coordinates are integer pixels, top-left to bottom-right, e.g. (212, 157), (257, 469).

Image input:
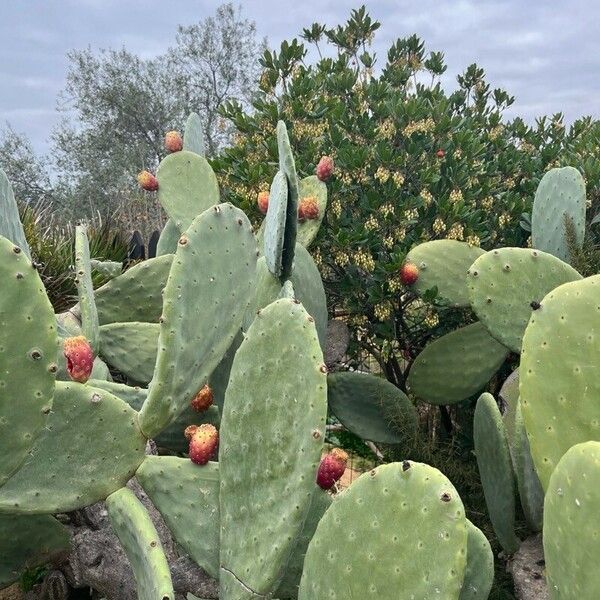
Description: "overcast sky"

(1, 0), (598, 155)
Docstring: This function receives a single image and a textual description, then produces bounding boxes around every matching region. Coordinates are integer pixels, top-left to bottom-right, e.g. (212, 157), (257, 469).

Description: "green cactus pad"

(106, 487), (174, 600)
(157, 219), (180, 257)
(137, 456), (220, 579)
(99, 322), (158, 384)
(543, 441), (600, 600)
(219, 298), (327, 596)
(275, 489), (332, 599)
(328, 371), (418, 444)
(0, 168), (30, 258)
(74, 225), (100, 353)
(405, 240), (485, 307)
(407, 322), (509, 405)
(95, 255), (173, 325)
(296, 175), (327, 248)
(532, 166), (586, 262)
(56, 309), (83, 337)
(459, 520), (494, 600)
(473, 393), (520, 554)
(254, 243), (327, 346)
(0, 514), (70, 588)
(299, 462), (468, 600)
(0, 381), (146, 514)
(183, 112), (206, 156)
(0, 235), (57, 487)
(263, 170), (288, 279)
(209, 331), (242, 411)
(91, 259), (122, 279)
(157, 150), (220, 233)
(139, 204), (257, 439)
(467, 247), (581, 352)
(521, 275), (600, 489)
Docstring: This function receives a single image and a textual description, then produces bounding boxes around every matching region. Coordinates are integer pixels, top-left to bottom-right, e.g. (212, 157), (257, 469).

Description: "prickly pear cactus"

(0, 168), (30, 259)
(263, 170), (289, 279)
(459, 520), (494, 600)
(183, 111), (206, 156)
(299, 462), (468, 600)
(156, 220), (180, 257)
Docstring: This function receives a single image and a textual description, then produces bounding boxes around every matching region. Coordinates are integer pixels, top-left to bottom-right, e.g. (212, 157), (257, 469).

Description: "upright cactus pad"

(543, 441), (600, 600)
(137, 457), (220, 579)
(407, 322), (509, 405)
(0, 168), (30, 258)
(95, 255), (173, 325)
(459, 520), (494, 600)
(139, 204), (256, 438)
(0, 235), (57, 487)
(75, 225), (100, 353)
(473, 393), (520, 554)
(263, 170), (289, 279)
(532, 166), (586, 262)
(183, 111), (206, 156)
(296, 175), (327, 248)
(219, 298), (327, 598)
(106, 487), (174, 600)
(520, 275), (600, 489)
(156, 150), (220, 232)
(0, 382), (146, 514)
(405, 240), (485, 306)
(467, 247), (581, 352)
(328, 371), (418, 444)
(299, 462), (468, 600)
(156, 220), (180, 257)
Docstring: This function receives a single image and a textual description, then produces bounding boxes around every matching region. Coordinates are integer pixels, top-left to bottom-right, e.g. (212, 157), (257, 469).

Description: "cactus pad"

(405, 240), (485, 306)
(156, 150), (220, 232)
(299, 462), (468, 600)
(137, 456), (220, 579)
(91, 259), (122, 279)
(328, 371), (418, 444)
(156, 220), (180, 257)
(467, 247), (581, 352)
(296, 175), (327, 248)
(106, 487), (174, 600)
(0, 168), (30, 258)
(473, 393), (520, 554)
(407, 322), (509, 405)
(183, 112), (206, 156)
(532, 166), (586, 262)
(543, 441), (600, 600)
(263, 170), (288, 279)
(219, 298), (327, 596)
(520, 275), (600, 489)
(95, 255), (173, 325)
(0, 235), (57, 487)
(0, 381), (146, 514)
(139, 204), (256, 438)
(459, 520), (494, 600)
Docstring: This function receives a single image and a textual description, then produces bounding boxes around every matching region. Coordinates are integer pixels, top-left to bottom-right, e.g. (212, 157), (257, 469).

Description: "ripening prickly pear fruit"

(187, 424), (218, 465)
(257, 191), (269, 215)
(316, 156), (334, 182)
(63, 336), (94, 383)
(400, 262), (419, 285)
(137, 170), (159, 191)
(191, 384), (213, 412)
(298, 197), (320, 221)
(164, 130), (183, 153)
(316, 448), (348, 490)
(436, 149), (445, 158)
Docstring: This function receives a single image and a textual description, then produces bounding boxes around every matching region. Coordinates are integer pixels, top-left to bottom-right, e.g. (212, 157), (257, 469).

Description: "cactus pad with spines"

(183, 112), (206, 156)
(139, 204), (257, 439)
(327, 371), (418, 444)
(156, 220), (180, 257)
(219, 298), (327, 597)
(405, 240), (485, 306)
(543, 441), (600, 600)
(467, 247), (581, 352)
(137, 457), (220, 579)
(0, 168), (30, 258)
(95, 255), (173, 325)
(0, 381), (146, 514)
(106, 487), (174, 600)
(473, 393), (520, 554)
(521, 274), (600, 489)
(407, 322), (509, 405)
(91, 259), (122, 279)
(299, 462), (468, 600)
(263, 170), (288, 279)
(532, 166), (586, 262)
(296, 175), (327, 248)
(0, 235), (57, 487)
(459, 520), (494, 600)
(156, 150), (220, 232)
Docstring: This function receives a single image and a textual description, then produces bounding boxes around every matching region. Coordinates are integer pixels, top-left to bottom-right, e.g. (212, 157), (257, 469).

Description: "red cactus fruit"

(165, 130), (183, 153)
(316, 156), (334, 181)
(298, 197), (320, 221)
(399, 262), (419, 285)
(187, 424), (219, 465)
(316, 447), (348, 490)
(63, 336), (94, 384)
(436, 149), (445, 158)
(137, 170), (159, 191)
(257, 191), (269, 215)
(191, 384), (214, 412)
